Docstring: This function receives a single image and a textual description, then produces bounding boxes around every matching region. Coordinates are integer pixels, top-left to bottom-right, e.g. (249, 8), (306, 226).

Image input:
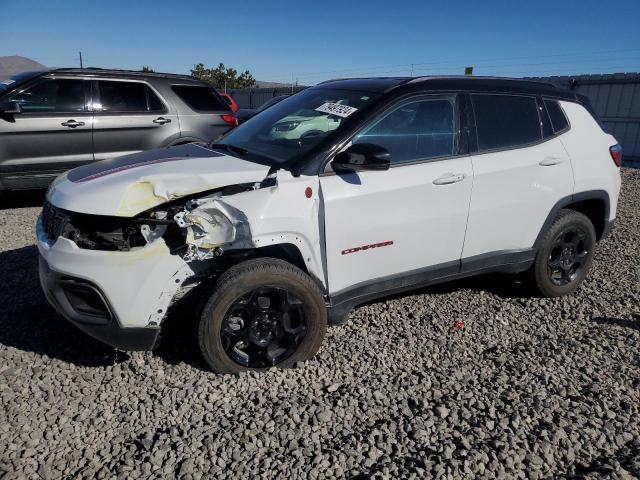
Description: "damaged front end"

(41, 177), (272, 260)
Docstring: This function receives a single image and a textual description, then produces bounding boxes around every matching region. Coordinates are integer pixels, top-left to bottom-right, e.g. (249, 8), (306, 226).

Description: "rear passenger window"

(544, 99), (569, 133)
(171, 85), (228, 111)
(472, 94), (541, 151)
(354, 96), (457, 164)
(97, 81), (165, 112)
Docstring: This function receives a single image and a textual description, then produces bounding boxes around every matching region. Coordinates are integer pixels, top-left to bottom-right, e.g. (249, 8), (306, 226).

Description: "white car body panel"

(48, 146), (270, 217)
(462, 137), (574, 258)
(216, 172), (326, 287)
(320, 157), (473, 294)
(37, 219), (194, 328)
(557, 101), (621, 220)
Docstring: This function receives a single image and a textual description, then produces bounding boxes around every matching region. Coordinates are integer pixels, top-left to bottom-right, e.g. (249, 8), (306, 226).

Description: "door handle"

(153, 117), (171, 125)
(433, 173), (466, 185)
(539, 156), (566, 166)
(61, 120), (85, 128)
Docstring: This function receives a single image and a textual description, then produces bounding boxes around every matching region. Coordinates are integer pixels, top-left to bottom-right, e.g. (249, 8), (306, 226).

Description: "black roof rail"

(48, 67), (198, 81)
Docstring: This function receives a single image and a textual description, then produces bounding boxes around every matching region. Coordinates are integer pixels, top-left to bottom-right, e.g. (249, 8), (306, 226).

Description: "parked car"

(218, 92), (239, 112)
(37, 76), (621, 373)
(236, 95), (290, 124)
(0, 68), (235, 191)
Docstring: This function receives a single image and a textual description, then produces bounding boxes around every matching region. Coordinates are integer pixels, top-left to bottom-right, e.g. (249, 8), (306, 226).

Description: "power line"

(264, 48), (640, 83)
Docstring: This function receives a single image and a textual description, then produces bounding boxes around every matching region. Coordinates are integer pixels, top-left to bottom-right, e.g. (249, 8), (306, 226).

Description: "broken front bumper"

(36, 215), (195, 351)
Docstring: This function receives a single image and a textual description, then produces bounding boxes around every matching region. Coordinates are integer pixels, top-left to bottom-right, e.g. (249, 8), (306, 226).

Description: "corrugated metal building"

(230, 87), (305, 110)
(232, 73), (640, 167)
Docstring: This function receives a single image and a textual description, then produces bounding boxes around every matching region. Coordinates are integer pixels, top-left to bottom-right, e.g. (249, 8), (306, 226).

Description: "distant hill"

(0, 56), (46, 78)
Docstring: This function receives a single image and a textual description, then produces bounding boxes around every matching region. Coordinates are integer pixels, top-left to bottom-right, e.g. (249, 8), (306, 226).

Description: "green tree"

(190, 63), (256, 90)
(141, 66), (155, 73)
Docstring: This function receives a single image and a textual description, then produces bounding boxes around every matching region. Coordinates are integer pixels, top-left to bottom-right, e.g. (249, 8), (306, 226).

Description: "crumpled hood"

(47, 144), (271, 217)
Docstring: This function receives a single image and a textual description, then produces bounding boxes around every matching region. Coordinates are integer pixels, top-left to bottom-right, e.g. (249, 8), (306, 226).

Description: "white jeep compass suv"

(37, 77), (622, 373)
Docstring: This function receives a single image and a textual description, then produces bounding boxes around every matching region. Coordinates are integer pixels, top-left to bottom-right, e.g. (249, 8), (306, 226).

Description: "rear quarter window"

(543, 99), (569, 133)
(472, 94), (542, 151)
(172, 85), (228, 112)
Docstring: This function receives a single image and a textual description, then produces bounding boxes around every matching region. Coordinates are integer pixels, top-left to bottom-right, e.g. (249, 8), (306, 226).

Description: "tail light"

(609, 144), (622, 167)
(220, 114), (237, 126)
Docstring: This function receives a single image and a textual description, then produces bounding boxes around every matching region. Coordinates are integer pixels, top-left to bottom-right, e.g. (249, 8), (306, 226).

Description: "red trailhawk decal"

(341, 240), (394, 255)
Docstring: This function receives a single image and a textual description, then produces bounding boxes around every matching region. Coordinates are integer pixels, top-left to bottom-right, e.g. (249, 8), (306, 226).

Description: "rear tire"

(531, 209), (596, 297)
(198, 258), (327, 373)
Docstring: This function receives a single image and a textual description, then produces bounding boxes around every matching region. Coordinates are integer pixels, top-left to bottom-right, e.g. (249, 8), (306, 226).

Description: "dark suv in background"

(0, 68), (236, 191)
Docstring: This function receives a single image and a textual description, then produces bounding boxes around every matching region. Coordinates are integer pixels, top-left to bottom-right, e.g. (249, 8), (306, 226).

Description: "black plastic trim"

(460, 249), (535, 274)
(328, 249), (535, 320)
(533, 190), (611, 247)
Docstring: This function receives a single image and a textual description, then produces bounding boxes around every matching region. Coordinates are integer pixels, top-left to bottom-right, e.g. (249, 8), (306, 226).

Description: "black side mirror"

(333, 143), (391, 173)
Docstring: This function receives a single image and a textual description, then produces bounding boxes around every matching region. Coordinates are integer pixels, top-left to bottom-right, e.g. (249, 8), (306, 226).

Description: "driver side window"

(5, 79), (87, 113)
(353, 95), (458, 164)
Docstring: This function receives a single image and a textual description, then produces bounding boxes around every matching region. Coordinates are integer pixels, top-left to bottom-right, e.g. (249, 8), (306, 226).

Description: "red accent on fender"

(341, 240), (394, 255)
(305, 186), (313, 198)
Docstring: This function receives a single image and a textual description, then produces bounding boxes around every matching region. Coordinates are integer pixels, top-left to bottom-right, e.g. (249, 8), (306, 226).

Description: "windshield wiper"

(209, 143), (249, 156)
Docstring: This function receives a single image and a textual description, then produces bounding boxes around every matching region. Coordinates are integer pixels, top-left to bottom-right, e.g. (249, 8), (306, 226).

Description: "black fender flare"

(533, 190), (611, 248)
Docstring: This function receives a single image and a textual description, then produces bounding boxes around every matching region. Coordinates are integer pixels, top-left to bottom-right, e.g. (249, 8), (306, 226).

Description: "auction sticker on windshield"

(315, 102), (358, 118)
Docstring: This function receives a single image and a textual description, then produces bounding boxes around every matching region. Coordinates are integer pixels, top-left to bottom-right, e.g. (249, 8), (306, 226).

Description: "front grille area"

(41, 201), (156, 251)
(42, 201), (71, 240)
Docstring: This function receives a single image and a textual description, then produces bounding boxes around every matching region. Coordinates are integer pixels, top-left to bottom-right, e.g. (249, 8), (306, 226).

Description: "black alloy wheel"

(532, 209), (596, 297)
(198, 258), (327, 373)
(547, 226), (589, 286)
(221, 286), (307, 368)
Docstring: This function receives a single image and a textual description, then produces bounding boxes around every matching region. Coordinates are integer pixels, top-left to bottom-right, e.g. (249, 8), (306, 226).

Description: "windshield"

(0, 71), (43, 94)
(215, 88), (380, 167)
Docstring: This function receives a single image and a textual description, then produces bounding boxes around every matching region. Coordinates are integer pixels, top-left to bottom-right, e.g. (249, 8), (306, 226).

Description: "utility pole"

(291, 73), (294, 93)
(79, 51), (83, 69)
(410, 63), (414, 77)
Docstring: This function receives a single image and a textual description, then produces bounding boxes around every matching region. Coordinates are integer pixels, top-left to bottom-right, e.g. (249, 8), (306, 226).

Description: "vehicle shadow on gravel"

(0, 189), (46, 210)
(152, 295), (210, 371)
(379, 272), (536, 304)
(0, 245), (129, 367)
(593, 315), (640, 332)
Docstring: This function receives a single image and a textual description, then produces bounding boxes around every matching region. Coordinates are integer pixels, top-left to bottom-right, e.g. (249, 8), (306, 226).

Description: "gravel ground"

(1, 170), (639, 479)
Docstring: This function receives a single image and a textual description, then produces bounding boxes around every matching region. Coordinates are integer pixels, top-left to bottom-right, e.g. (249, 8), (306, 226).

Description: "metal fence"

(229, 87), (306, 109)
(231, 73), (640, 167)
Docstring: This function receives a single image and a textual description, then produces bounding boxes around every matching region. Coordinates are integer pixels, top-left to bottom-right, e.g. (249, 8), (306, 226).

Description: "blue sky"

(2, 0), (640, 84)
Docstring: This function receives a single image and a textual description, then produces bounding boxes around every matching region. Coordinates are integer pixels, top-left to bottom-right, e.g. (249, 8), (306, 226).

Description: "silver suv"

(0, 68), (236, 191)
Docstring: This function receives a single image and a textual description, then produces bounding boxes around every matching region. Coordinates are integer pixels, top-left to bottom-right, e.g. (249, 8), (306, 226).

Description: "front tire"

(198, 258), (327, 373)
(532, 209), (596, 297)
